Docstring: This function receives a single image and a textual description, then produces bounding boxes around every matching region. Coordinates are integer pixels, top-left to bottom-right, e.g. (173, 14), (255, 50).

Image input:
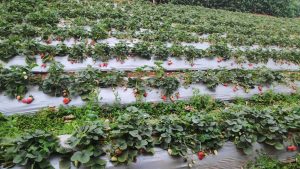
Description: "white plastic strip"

(1, 82), (299, 115)
(3, 55), (299, 72)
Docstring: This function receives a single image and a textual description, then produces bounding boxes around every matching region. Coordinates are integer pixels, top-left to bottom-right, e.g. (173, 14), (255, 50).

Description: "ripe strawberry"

(63, 98), (71, 104)
(287, 145), (297, 151)
(161, 95), (167, 101)
(248, 63), (253, 67)
(27, 96), (34, 104)
(41, 63), (47, 68)
(233, 86), (238, 92)
(223, 83), (228, 87)
(143, 92), (148, 97)
(45, 38), (52, 44)
(56, 36), (62, 41)
(217, 57), (223, 63)
(197, 151), (205, 160)
(167, 60), (173, 65)
(258, 85), (263, 92)
(40, 53), (45, 59)
(103, 63), (108, 67)
(16, 95), (21, 100)
(21, 98), (28, 104)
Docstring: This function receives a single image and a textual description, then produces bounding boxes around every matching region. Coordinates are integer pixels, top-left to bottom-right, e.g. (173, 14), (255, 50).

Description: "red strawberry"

(248, 63), (253, 67)
(41, 63), (47, 68)
(223, 83), (228, 87)
(143, 92), (148, 97)
(16, 95), (21, 100)
(217, 57), (223, 63)
(22, 98), (28, 104)
(233, 86), (238, 92)
(27, 96), (34, 104)
(258, 85), (263, 92)
(45, 38), (52, 44)
(103, 63), (108, 67)
(40, 53), (45, 59)
(287, 145), (297, 151)
(161, 95), (167, 101)
(63, 98), (71, 104)
(197, 151), (205, 160)
(167, 60), (173, 65)
(56, 36), (62, 41)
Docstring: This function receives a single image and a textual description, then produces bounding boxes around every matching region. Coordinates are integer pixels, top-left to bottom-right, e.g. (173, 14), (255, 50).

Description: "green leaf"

(71, 150), (92, 163)
(257, 136), (266, 142)
(129, 130), (139, 137)
(242, 146), (253, 155)
(274, 142), (284, 150)
(13, 154), (24, 164)
(59, 158), (71, 169)
(117, 150), (128, 163)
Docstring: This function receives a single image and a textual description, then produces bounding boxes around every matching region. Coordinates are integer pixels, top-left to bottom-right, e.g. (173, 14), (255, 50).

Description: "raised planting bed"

(1, 93), (300, 168)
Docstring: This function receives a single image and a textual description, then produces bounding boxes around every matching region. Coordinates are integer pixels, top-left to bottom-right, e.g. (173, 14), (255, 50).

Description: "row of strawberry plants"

(1, 0), (300, 48)
(1, 103), (300, 168)
(1, 39), (300, 65)
(0, 62), (296, 101)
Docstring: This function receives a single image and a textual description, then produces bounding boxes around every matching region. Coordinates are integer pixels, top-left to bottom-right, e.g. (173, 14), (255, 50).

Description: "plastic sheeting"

(1, 37), (299, 72)
(1, 82), (299, 115)
(2, 55), (299, 72)
(5, 135), (298, 169)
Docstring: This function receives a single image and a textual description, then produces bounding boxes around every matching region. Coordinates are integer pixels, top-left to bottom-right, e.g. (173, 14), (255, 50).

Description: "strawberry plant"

(1, 65), (32, 98)
(55, 43), (69, 56)
(0, 37), (21, 61)
(206, 42), (231, 60)
(111, 42), (129, 61)
(67, 27), (89, 40)
(40, 62), (73, 97)
(89, 43), (111, 62)
(154, 114), (200, 157)
(90, 23), (108, 40)
(11, 24), (37, 37)
(0, 130), (58, 169)
(110, 107), (155, 164)
(147, 76), (180, 97)
(131, 42), (152, 60)
(25, 10), (59, 26)
(153, 42), (169, 60)
(169, 44), (185, 58)
(184, 113), (224, 151)
(68, 43), (87, 62)
(223, 110), (257, 155)
(66, 121), (109, 169)
(70, 66), (100, 99)
(99, 71), (125, 87)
